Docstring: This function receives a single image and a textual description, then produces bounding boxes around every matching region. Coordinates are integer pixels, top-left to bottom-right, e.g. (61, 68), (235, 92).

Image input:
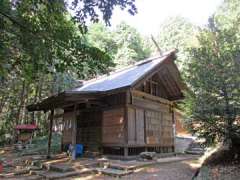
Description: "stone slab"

(94, 168), (133, 177)
(37, 169), (92, 179)
(49, 163), (74, 172)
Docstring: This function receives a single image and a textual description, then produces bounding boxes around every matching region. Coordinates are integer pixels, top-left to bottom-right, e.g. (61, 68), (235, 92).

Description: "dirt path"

(72, 158), (201, 180)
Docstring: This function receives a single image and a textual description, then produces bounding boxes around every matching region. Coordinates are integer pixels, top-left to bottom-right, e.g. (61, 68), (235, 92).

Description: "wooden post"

(172, 108), (176, 153)
(124, 107), (128, 157)
(47, 109), (54, 159)
(144, 110), (147, 152)
(71, 104), (77, 160)
(124, 147), (128, 157)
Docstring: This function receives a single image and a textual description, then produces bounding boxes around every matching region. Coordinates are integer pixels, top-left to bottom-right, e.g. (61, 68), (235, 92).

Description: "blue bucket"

(75, 144), (83, 157)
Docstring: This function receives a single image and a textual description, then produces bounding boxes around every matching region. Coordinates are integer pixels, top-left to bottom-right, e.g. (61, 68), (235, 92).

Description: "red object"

(0, 163), (3, 173)
(15, 124), (38, 130)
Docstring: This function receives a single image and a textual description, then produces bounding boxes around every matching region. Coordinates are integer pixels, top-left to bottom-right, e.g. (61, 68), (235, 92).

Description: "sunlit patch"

(183, 159), (201, 169)
(0, 150), (4, 155)
(120, 117), (124, 123)
(134, 167), (144, 172)
(146, 167), (159, 173)
(184, 146), (220, 169)
(73, 173), (101, 180)
(44, 157), (70, 165)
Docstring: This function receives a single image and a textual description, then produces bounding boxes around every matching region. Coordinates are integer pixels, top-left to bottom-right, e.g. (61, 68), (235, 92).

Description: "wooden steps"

(93, 167), (133, 177)
(49, 164), (74, 172)
(36, 168), (93, 179)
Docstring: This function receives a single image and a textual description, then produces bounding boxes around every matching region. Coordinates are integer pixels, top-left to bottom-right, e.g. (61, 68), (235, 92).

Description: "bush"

(21, 133), (62, 155)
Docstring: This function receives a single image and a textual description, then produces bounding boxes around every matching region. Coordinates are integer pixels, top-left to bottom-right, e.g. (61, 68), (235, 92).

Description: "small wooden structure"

(15, 124), (38, 144)
(27, 50), (185, 158)
(174, 110), (191, 136)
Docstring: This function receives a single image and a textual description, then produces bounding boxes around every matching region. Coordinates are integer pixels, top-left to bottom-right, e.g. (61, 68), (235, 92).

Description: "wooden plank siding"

(76, 110), (102, 151)
(102, 108), (125, 145)
(62, 111), (74, 145)
(145, 110), (174, 146)
(136, 108), (145, 145)
(127, 107), (136, 145)
(126, 90), (174, 148)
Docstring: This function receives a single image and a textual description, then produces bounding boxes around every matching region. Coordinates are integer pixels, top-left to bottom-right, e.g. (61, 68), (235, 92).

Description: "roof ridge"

(76, 56), (159, 86)
(78, 50), (175, 86)
(72, 49), (176, 90)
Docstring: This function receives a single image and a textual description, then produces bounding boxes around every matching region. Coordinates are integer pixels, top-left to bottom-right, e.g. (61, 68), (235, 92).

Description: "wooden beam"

(47, 109), (54, 159)
(132, 52), (176, 88)
(53, 113), (64, 119)
(131, 90), (172, 106)
(124, 101), (128, 157)
(144, 110), (147, 144)
(172, 110), (176, 153)
(71, 104), (77, 160)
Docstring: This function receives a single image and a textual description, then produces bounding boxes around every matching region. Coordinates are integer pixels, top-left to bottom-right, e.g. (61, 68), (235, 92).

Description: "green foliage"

(86, 22), (151, 69)
(0, 0), (137, 141)
(152, 16), (198, 66)
(183, 11), (240, 147)
(87, 23), (118, 59)
(113, 22), (151, 68)
(0, 0), (114, 80)
(22, 133), (62, 154)
(71, 0), (137, 26)
(214, 0), (240, 30)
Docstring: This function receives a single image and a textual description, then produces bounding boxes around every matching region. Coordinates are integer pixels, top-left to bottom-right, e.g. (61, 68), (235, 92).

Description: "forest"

(0, 0), (240, 152)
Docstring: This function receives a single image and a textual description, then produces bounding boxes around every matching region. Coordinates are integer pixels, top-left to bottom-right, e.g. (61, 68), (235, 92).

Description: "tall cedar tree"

(183, 16), (240, 148)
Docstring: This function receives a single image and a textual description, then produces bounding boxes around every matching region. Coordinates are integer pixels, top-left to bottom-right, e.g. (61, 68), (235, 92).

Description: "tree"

(152, 16), (198, 66)
(0, 0), (137, 141)
(86, 22), (151, 69)
(0, 0), (121, 79)
(113, 22), (151, 68)
(86, 23), (118, 59)
(214, 0), (240, 30)
(183, 15), (240, 148)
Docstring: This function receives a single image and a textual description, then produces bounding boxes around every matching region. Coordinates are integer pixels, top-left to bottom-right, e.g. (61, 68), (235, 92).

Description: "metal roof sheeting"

(70, 51), (174, 93)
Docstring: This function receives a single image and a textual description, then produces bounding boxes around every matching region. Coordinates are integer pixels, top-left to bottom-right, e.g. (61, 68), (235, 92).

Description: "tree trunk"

(222, 84), (234, 150)
(47, 109), (54, 159)
(0, 94), (7, 115)
(36, 76), (44, 125)
(15, 80), (26, 125)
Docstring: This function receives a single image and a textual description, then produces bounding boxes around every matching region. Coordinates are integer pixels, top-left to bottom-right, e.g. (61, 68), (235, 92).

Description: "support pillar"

(124, 106), (128, 157)
(124, 147), (128, 157)
(172, 108), (176, 153)
(47, 109), (54, 159)
(71, 104), (77, 160)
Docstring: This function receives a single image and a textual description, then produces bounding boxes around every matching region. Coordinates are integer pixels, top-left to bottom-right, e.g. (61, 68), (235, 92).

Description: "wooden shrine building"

(27, 50), (185, 157)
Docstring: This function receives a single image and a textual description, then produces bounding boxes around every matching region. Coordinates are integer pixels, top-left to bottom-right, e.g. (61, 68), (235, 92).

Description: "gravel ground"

(195, 165), (240, 180)
(72, 159), (201, 180)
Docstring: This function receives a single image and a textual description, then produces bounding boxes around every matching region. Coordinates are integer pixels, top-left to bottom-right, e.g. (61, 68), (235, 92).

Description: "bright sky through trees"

(111, 0), (224, 35)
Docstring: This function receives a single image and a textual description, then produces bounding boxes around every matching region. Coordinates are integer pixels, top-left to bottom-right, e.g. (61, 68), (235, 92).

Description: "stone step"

(93, 167), (133, 177)
(189, 147), (204, 152)
(49, 163), (74, 172)
(185, 150), (204, 155)
(108, 164), (132, 171)
(37, 168), (93, 179)
(7, 175), (42, 180)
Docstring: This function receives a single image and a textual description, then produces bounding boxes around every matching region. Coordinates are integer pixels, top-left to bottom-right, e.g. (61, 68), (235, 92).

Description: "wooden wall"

(127, 107), (145, 145)
(127, 92), (174, 148)
(101, 92), (128, 106)
(136, 74), (169, 99)
(76, 110), (102, 151)
(62, 111), (74, 145)
(61, 90), (174, 155)
(102, 108), (125, 145)
(145, 110), (173, 146)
